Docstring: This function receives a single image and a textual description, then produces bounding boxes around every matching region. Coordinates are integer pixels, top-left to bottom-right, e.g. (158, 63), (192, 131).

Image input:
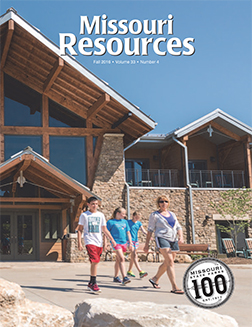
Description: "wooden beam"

(1, 126), (119, 136)
(43, 57), (64, 94)
(0, 204), (63, 210)
(89, 135), (104, 189)
(185, 122), (211, 138)
(0, 20), (14, 70)
(86, 120), (94, 188)
(210, 121), (241, 141)
(87, 93), (110, 120)
(0, 197), (71, 203)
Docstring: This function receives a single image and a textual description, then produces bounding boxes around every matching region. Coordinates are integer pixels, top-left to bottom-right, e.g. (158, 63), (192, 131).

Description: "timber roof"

(0, 146), (100, 202)
(0, 8), (156, 146)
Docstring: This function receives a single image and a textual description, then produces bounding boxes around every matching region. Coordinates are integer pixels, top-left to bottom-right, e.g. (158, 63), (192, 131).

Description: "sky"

(1, 0), (251, 134)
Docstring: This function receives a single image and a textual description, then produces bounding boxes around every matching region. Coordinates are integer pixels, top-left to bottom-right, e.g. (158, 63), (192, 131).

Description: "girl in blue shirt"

(127, 211), (148, 279)
(107, 207), (133, 285)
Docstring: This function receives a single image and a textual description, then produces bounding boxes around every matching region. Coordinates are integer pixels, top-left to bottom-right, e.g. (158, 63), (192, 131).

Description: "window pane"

(49, 136), (86, 185)
(4, 74), (42, 126)
(49, 99), (86, 127)
(4, 135), (42, 160)
(42, 212), (60, 241)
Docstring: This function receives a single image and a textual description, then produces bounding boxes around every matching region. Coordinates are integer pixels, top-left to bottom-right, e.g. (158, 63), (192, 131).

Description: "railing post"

(200, 170), (203, 187)
(158, 169), (161, 187)
(147, 169), (150, 186)
(169, 169), (172, 187)
(231, 171), (234, 188)
(221, 171), (224, 187)
(210, 170), (213, 187)
(242, 171), (245, 187)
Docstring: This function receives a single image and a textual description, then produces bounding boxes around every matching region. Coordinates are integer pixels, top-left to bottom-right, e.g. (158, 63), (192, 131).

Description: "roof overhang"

(0, 147), (100, 203)
(0, 8), (156, 146)
(172, 109), (252, 145)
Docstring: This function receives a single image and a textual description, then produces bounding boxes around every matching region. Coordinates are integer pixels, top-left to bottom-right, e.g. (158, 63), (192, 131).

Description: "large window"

(49, 136), (87, 185)
(4, 135), (42, 160)
(4, 74), (42, 126)
(49, 99), (86, 127)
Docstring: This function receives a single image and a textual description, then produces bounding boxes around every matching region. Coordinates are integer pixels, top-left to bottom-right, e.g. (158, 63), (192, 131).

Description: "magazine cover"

(0, 1), (251, 327)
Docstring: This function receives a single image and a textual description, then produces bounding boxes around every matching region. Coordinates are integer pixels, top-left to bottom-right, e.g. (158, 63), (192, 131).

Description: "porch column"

(92, 133), (125, 219)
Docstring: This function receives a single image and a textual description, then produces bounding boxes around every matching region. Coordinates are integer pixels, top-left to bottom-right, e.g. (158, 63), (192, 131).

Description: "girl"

(127, 211), (148, 279)
(107, 207), (133, 285)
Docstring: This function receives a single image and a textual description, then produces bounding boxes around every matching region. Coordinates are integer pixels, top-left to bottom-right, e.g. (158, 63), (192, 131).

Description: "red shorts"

(86, 244), (103, 263)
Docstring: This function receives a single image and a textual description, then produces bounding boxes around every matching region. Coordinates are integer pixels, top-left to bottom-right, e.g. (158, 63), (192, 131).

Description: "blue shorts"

(156, 237), (179, 251)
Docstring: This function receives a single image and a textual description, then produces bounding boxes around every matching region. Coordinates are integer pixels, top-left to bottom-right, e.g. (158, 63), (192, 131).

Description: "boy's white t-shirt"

(78, 210), (106, 247)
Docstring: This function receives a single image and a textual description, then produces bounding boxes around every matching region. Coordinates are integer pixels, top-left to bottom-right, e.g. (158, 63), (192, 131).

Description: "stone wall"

(92, 133), (126, 219)
(128, 188), (252, 250)
(65, 233), (88, 263)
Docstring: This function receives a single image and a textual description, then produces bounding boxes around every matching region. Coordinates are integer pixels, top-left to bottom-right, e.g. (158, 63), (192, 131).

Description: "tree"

(211, 188), (252, 256)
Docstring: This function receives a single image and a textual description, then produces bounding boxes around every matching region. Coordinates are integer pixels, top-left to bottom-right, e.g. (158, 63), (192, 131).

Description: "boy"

(78, 196), (116, 293)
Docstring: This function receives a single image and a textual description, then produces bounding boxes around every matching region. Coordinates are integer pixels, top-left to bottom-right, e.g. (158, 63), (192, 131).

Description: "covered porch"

(0, 147), (99, 261)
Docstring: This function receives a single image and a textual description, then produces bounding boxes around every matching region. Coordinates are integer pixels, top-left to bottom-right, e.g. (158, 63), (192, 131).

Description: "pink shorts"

(113, 243), (128, 252)
(86, 244), (103, 263)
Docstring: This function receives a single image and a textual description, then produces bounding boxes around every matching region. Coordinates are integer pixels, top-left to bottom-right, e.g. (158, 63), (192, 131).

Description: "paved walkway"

(0, 261), (251, 327)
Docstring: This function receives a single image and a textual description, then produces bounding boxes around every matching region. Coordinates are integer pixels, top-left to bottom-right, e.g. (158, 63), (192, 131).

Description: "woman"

(144, 195), (184, 294)
(107, 207), (133, 285)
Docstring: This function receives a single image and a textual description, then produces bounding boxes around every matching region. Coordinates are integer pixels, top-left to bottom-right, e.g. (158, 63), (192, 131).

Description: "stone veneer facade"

(92, 133), (126, 218)
(128, 188), (252, 250)
(65, 133), (252, 262)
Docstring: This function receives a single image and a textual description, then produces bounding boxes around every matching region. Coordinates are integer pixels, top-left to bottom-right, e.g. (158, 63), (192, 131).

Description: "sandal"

(149, 279), (160, 289)
(171, 289), (184, 295)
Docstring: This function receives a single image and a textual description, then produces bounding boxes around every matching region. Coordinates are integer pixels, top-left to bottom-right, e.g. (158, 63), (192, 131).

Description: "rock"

(174, 254), (193, 263)
(0, 279), (74, 327)
(74, 298), (238, 327)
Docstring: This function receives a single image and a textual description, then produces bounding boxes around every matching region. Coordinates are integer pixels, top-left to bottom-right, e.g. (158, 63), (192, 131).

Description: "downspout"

(172, 136), (195, 244)
(123, 138), (141, 218)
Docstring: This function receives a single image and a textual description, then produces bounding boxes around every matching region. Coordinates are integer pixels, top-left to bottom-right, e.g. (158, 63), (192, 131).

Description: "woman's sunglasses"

(159, 200), (168, 203)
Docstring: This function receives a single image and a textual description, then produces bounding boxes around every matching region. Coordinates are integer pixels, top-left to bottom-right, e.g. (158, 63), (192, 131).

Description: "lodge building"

(0, 8), (251, 262)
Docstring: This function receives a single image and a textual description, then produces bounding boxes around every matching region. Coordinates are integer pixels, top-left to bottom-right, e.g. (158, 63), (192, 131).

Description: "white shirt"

(78, 210), (106, 247)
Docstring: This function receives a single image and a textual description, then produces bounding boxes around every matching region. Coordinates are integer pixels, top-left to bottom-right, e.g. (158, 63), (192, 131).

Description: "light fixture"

(17, 171), (26, 187)
(207, 124), (213, 137)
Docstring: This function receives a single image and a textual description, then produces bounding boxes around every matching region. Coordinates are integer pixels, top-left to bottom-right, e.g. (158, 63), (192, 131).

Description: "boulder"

(0, 278), (74, 327)
(74, 298), (238, 327)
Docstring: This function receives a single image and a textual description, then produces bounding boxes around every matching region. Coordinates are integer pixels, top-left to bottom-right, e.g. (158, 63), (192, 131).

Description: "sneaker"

(127, 271), (136, 278)
(113, 276), (122, 283)
(122, 276), (131, 285)
(139, 271), (148, 278)
(87, 283), (101, 294)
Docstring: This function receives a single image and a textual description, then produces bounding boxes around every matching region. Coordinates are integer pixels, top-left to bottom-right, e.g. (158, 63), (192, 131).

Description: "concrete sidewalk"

(0, 261), (251, 327)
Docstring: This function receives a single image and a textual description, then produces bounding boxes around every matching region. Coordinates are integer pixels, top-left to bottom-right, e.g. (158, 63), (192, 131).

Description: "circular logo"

(183, 257), (234, 309)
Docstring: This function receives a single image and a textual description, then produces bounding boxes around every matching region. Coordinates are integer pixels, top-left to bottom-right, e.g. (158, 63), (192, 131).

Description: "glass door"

(0, 214), (12, 260)
(0, 212), (36, 260)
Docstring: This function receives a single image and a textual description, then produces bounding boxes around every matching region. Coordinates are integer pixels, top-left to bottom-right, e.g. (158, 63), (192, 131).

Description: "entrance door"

(0, 212), (36, 260)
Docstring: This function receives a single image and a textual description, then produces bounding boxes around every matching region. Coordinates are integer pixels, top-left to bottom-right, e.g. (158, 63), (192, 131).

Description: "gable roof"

(126, 109), (252, 150)
(173, 108), (252, 141)
(0, 8), (156, 146)
(0, 146), (100, 201)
